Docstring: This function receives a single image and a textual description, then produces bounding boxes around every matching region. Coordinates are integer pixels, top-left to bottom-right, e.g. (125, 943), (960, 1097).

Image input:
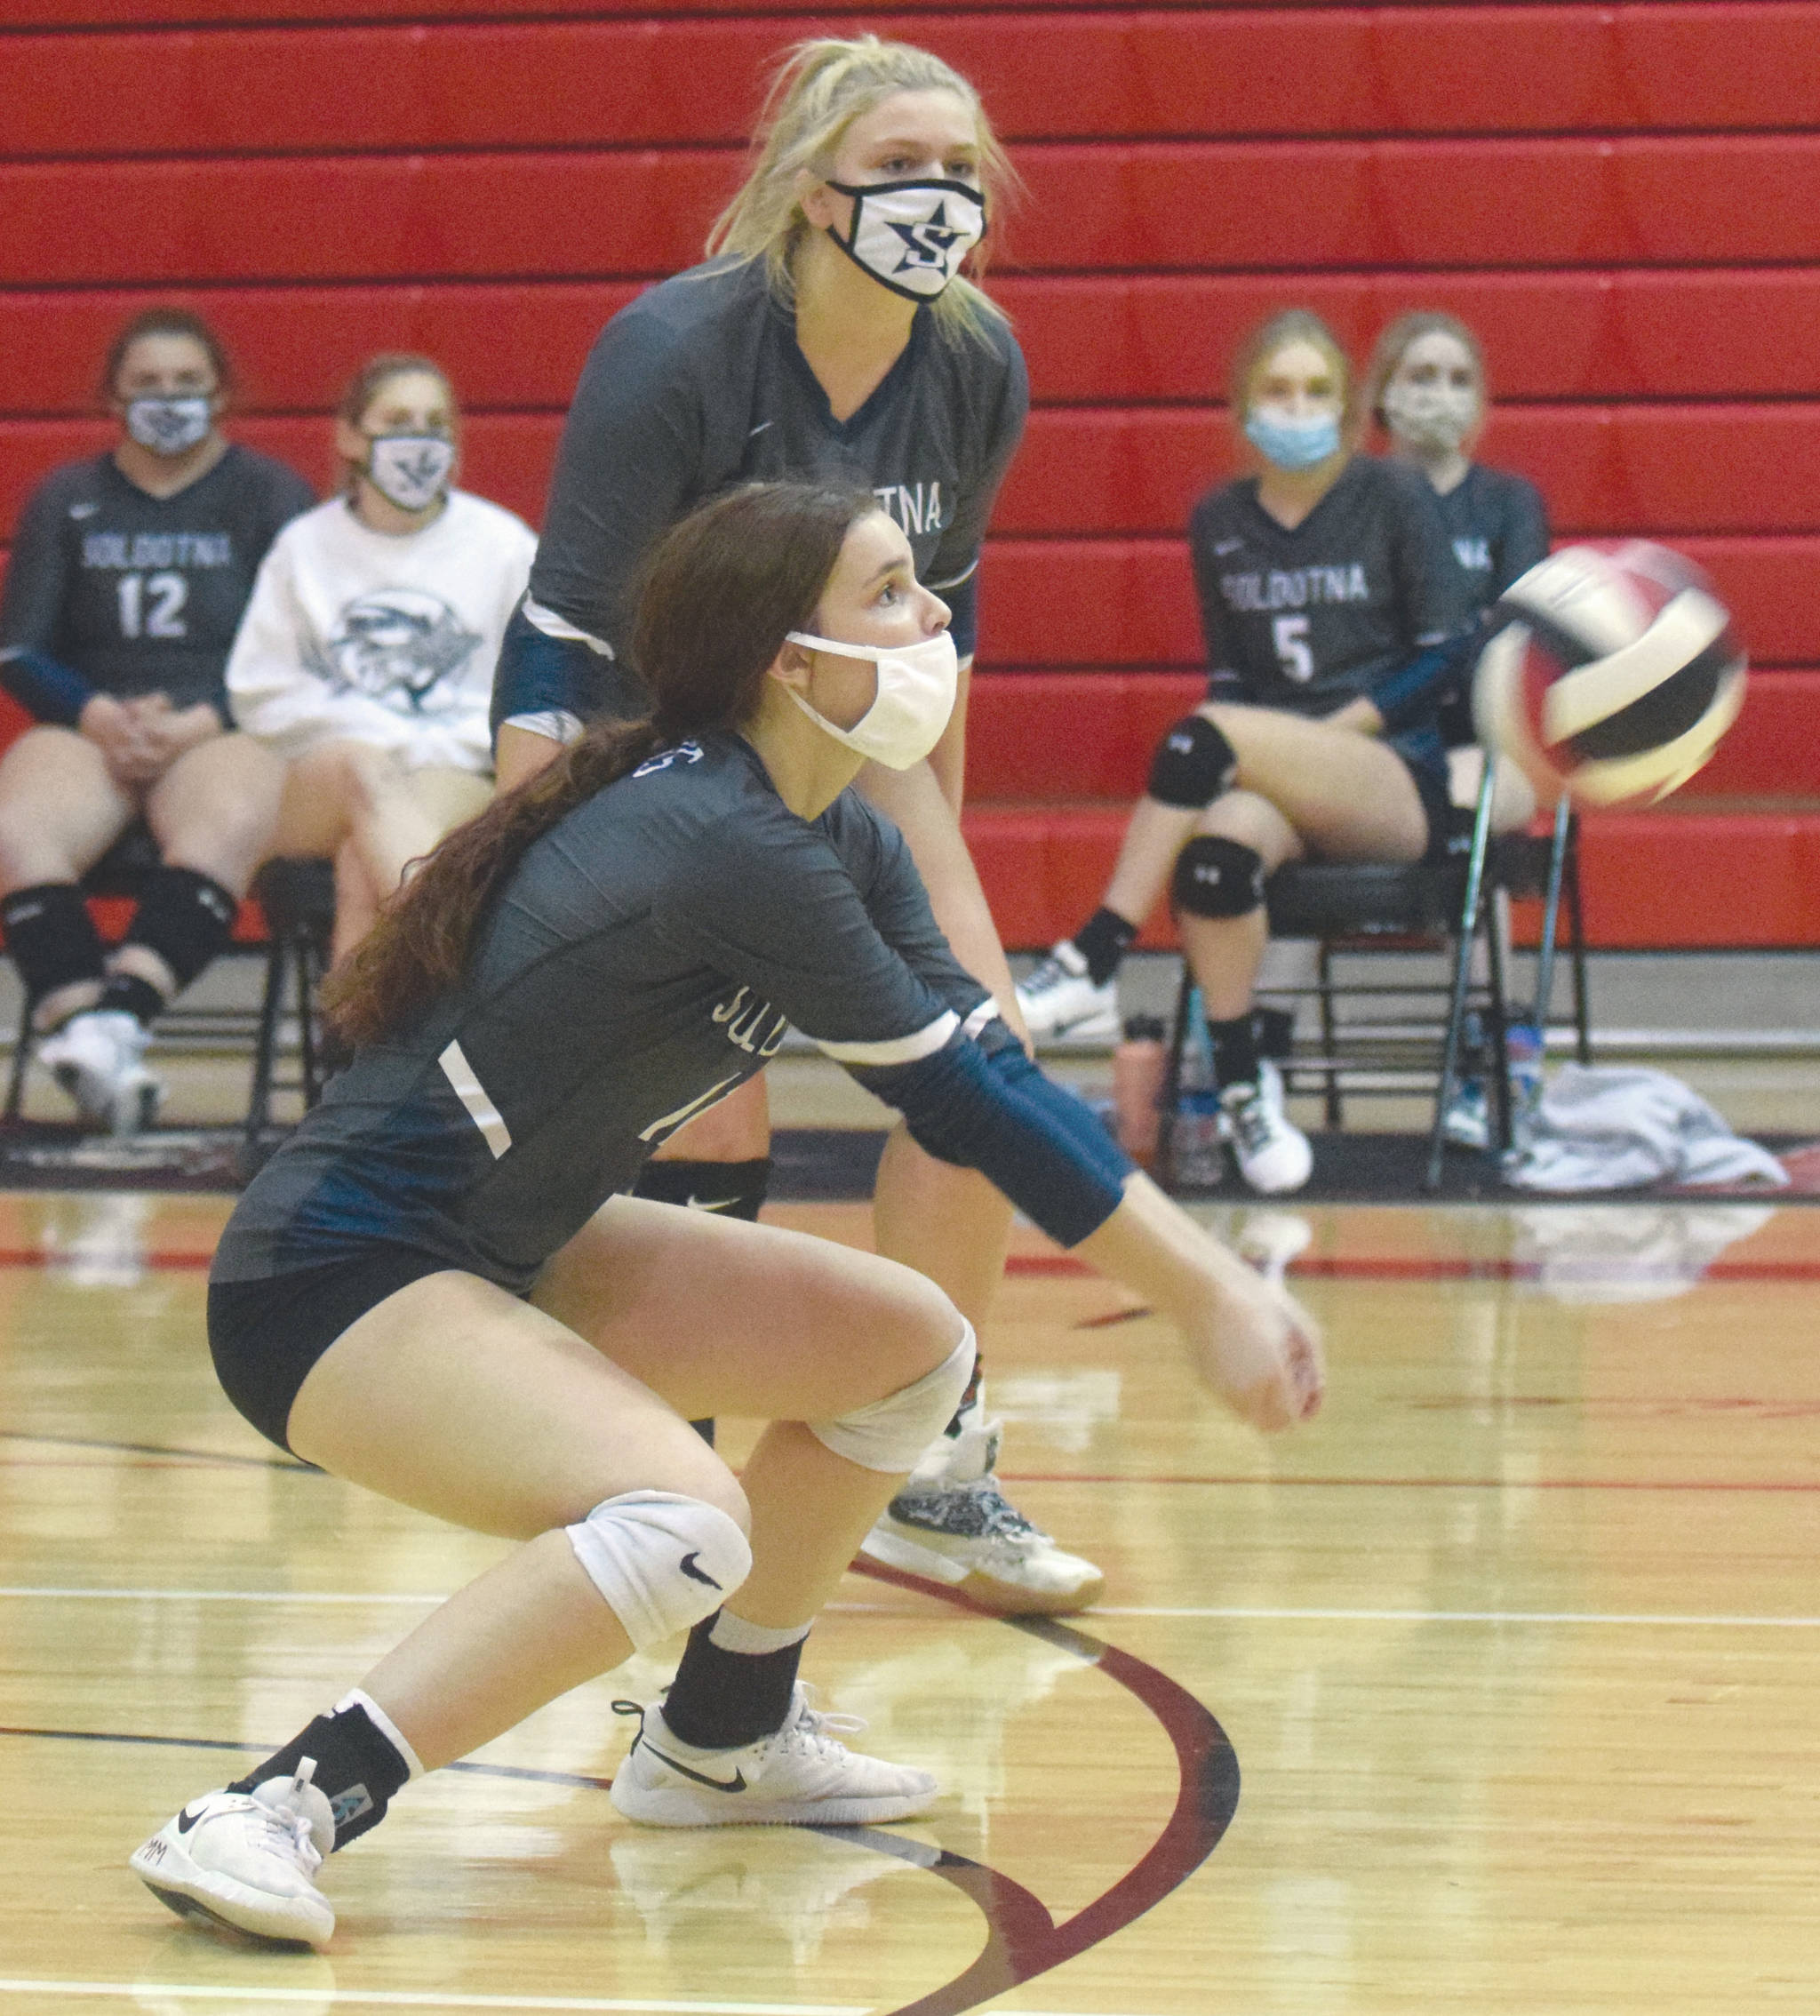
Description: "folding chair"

(1154, 764), (1592, 1193)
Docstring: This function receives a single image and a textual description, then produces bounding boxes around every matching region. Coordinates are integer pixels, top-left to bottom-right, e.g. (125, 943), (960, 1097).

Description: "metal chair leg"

(1565, 814), (1592, 1063)
(1154, 964), (1195, 1191)
(1426, 763), (1500, 1191)
(1318, 941), (1343, 1128)
(1529, 791), (1573, 1055)
(4, 994), (36, 1124)
(243, 937), (289, 1156)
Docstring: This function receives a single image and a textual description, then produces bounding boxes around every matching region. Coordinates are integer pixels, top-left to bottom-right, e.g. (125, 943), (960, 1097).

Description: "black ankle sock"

(96, 972), (165, 1028)
(660, 1612), (810, 1751)
(230, 1693), (413, 1850)
(1207, 1012), (1259, 1091)
(1073, 908), (1138, 988)
(632, 1156), (772, 1222)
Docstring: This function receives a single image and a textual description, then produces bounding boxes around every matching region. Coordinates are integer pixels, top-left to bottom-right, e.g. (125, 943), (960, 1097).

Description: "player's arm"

(0, 477), (92, 727)
(491, 314), (706, 761)
(656, 812), (1322, 1429)
(1346, 475), (1479, 735)
(1494, 479), (1552, 594)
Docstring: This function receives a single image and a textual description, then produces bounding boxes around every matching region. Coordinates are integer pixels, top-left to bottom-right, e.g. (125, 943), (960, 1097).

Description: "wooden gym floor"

(1, 1189), (1816, 2014)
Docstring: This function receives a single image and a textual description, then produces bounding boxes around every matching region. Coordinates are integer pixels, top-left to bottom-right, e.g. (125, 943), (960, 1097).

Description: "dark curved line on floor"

(0, 1429), (315, 1471)
(4, 1576), (1239, 2014)
(0, 1724), (610, 1792)
(850, 1559), (1241, 2016)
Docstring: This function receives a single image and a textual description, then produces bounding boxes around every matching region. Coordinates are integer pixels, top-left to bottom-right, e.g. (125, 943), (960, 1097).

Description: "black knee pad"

(1147, 715), (1237, 810)
(120, 866), (238, 992)
(1171, 836), (1265, 919)
(0, 882), (106, 1002)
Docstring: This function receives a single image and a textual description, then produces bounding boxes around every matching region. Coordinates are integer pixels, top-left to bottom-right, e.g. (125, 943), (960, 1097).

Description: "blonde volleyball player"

(488, 36), (1098, 1611)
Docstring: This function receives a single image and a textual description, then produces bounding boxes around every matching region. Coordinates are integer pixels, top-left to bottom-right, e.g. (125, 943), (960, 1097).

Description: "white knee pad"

(564, 1490), (752, 1652)
(809, 1322), (978, 1473)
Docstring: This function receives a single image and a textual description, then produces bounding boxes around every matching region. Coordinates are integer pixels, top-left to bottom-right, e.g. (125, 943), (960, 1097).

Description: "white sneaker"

(1015, 941), (1119, 1044)
(859, 1412), (1105, 1615)
(1221, 1059), (1313, 1195)
(130, 1760), (336, 1950)
(1441, 1076), (1491, 1151)
(609, 1686), (938, 1828)
(37, 1008), (162, 1134)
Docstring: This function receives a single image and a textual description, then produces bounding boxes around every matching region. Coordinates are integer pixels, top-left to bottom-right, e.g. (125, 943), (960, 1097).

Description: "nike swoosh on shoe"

(642, 1744), (748, 1794)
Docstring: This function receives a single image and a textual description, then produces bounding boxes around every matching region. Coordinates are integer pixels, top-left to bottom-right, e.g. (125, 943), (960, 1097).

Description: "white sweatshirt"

(226, 490), (536, 772)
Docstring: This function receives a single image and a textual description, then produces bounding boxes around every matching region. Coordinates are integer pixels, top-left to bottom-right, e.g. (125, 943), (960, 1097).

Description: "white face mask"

(825, 178), (986, 302)
(783, 628), (958, 770)
(124, 396), (212, 456)
(1382, 379), (1480, 456)
(365, 434), (455, 513)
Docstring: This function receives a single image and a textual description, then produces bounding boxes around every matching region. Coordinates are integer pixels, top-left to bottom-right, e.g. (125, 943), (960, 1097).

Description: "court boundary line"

(0, 1983), (859, 2014)
(6, 1587), (1810, 1629)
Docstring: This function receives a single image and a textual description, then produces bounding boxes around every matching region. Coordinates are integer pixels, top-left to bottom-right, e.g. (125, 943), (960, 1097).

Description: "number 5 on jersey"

(1272, 614), (1313, 683)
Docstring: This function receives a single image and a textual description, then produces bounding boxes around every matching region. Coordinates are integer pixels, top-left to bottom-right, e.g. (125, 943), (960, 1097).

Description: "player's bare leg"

(132, 1206), (964, 1946)
(856, 756), (1105, 1614)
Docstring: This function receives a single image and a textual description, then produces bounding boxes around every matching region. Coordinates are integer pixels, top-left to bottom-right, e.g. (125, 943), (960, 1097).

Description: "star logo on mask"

(888, 202), (965, 272)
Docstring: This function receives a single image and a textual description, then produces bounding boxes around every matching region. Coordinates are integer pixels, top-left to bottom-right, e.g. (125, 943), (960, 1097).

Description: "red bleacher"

(2, 1), (1816, 953)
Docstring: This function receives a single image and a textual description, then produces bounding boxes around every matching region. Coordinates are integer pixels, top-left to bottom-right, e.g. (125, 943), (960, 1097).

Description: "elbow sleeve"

(856, 1036), (1132, 1249)
(0, 647), (92, 727)
(1370, 639), (1466, 734)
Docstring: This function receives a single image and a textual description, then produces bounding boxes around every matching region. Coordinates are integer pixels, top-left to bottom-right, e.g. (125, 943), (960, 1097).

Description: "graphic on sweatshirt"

(306, 590), (483, 711)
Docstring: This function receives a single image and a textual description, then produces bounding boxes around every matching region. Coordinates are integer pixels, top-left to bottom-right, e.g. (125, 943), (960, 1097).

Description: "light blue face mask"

(1243, 408), (1341, 472)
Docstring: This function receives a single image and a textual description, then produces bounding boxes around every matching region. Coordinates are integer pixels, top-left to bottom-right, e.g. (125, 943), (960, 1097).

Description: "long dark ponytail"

(323, 479), (878, 1049)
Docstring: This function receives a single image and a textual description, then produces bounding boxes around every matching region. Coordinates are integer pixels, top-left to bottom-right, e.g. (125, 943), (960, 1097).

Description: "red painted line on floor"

(1, 1249), (1809, 1284)
(0, 1247), (212, 1270)
(1020, 1252), (1820, 1287)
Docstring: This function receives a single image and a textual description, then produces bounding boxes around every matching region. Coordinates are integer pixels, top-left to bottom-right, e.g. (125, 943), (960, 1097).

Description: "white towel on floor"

(1505, 1064), (1789, 1193)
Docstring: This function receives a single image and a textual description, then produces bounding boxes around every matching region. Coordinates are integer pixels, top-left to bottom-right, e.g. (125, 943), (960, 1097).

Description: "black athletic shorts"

(207, 1246), (458, 1454)
(1387, 724), (1459, 865)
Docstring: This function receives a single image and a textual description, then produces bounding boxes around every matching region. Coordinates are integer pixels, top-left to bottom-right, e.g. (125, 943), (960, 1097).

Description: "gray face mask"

(1382, 379), (1480, 456)
(364, 434), (455, 513)
(124, 396), (212, 456)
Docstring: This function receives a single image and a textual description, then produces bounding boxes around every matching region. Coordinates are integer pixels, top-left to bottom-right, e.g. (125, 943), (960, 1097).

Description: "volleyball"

(1473, 540), (1746, 808)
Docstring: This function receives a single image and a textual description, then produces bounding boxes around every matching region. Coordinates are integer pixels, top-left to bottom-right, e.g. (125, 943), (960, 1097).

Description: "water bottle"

(1169, 995), (1226, 1193)
(1112, 1015), (1168, 1165)
(1505, 1012), (1544, 1148)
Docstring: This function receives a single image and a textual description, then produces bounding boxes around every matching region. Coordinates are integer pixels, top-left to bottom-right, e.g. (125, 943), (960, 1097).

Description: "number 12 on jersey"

(117, 572), (188, 640)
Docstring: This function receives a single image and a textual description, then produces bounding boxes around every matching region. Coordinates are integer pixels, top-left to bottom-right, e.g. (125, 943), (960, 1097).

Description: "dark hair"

(324, 479), (880, 1049)
(102, 307), (235, 406)
(1228, 308), (1356, 437)
(1365, 309), (1487, 431)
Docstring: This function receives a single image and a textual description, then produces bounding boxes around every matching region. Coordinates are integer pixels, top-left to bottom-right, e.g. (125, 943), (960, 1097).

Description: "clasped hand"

(81, 692), (221, 784)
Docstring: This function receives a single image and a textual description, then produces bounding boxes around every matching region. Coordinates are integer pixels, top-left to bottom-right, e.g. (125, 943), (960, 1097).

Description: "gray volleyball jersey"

(1433, 461), (1551, 611)
(1189, 455), (1472, 716)
(0, 446), (315, 721)
(523, 257), (1027, 672)
(213, 733), (988, 1292)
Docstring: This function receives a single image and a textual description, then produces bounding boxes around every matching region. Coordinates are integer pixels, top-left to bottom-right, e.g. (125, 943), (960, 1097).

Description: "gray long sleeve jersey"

(215, 733), (1130, 1292)
(496, 257), (1027, 730)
